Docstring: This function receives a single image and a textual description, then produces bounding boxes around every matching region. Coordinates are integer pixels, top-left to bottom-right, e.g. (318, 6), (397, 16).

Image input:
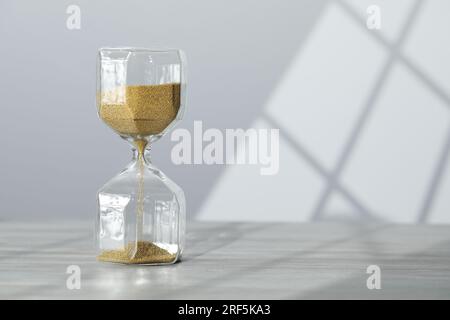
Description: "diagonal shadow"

(167, 0), (331, 219)
(418, 126), (450, 223)
(337, 0), (450, 108)
(311, 0), (425, 221)
(262, 113), (383, 222)
(338, 0), (450, 224)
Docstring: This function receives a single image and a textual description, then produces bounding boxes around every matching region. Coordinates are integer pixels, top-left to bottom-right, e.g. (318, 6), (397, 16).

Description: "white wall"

(198, 0), (450, 224)
(0, 0), (449, 223)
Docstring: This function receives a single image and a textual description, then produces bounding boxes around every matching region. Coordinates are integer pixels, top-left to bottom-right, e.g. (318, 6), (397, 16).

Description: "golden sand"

(99, 83), (180, 136)
(97, 241), (176, 264)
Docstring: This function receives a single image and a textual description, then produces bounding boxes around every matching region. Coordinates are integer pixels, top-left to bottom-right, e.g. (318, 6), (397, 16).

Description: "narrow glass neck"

(132, 147), (151, 163)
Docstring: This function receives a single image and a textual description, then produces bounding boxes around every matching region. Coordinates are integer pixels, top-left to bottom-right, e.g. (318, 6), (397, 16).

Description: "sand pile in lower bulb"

(97, 241), (176, 264)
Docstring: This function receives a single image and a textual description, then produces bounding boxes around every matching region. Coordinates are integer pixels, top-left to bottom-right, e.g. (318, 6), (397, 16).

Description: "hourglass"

(95, 47), (186, 265)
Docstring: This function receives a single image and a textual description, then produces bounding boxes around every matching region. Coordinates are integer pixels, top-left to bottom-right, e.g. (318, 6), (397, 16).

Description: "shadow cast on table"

(0, 233), (91, 262)
(294, 236), (450, 299)
(5, 222), (272, 299)
(154, 223), (389, 299)
(182, 222), (274, 262)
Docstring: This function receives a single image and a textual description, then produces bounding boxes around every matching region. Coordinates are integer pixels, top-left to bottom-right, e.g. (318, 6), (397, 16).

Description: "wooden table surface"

(1, 221), (449, 299)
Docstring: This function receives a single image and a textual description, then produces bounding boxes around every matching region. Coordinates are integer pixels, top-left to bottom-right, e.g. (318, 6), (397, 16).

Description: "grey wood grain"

(0, 221), (449, 299)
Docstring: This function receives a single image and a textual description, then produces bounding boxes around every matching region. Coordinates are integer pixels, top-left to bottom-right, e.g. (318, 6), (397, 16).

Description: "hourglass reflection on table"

(95, 47), (186, 265)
